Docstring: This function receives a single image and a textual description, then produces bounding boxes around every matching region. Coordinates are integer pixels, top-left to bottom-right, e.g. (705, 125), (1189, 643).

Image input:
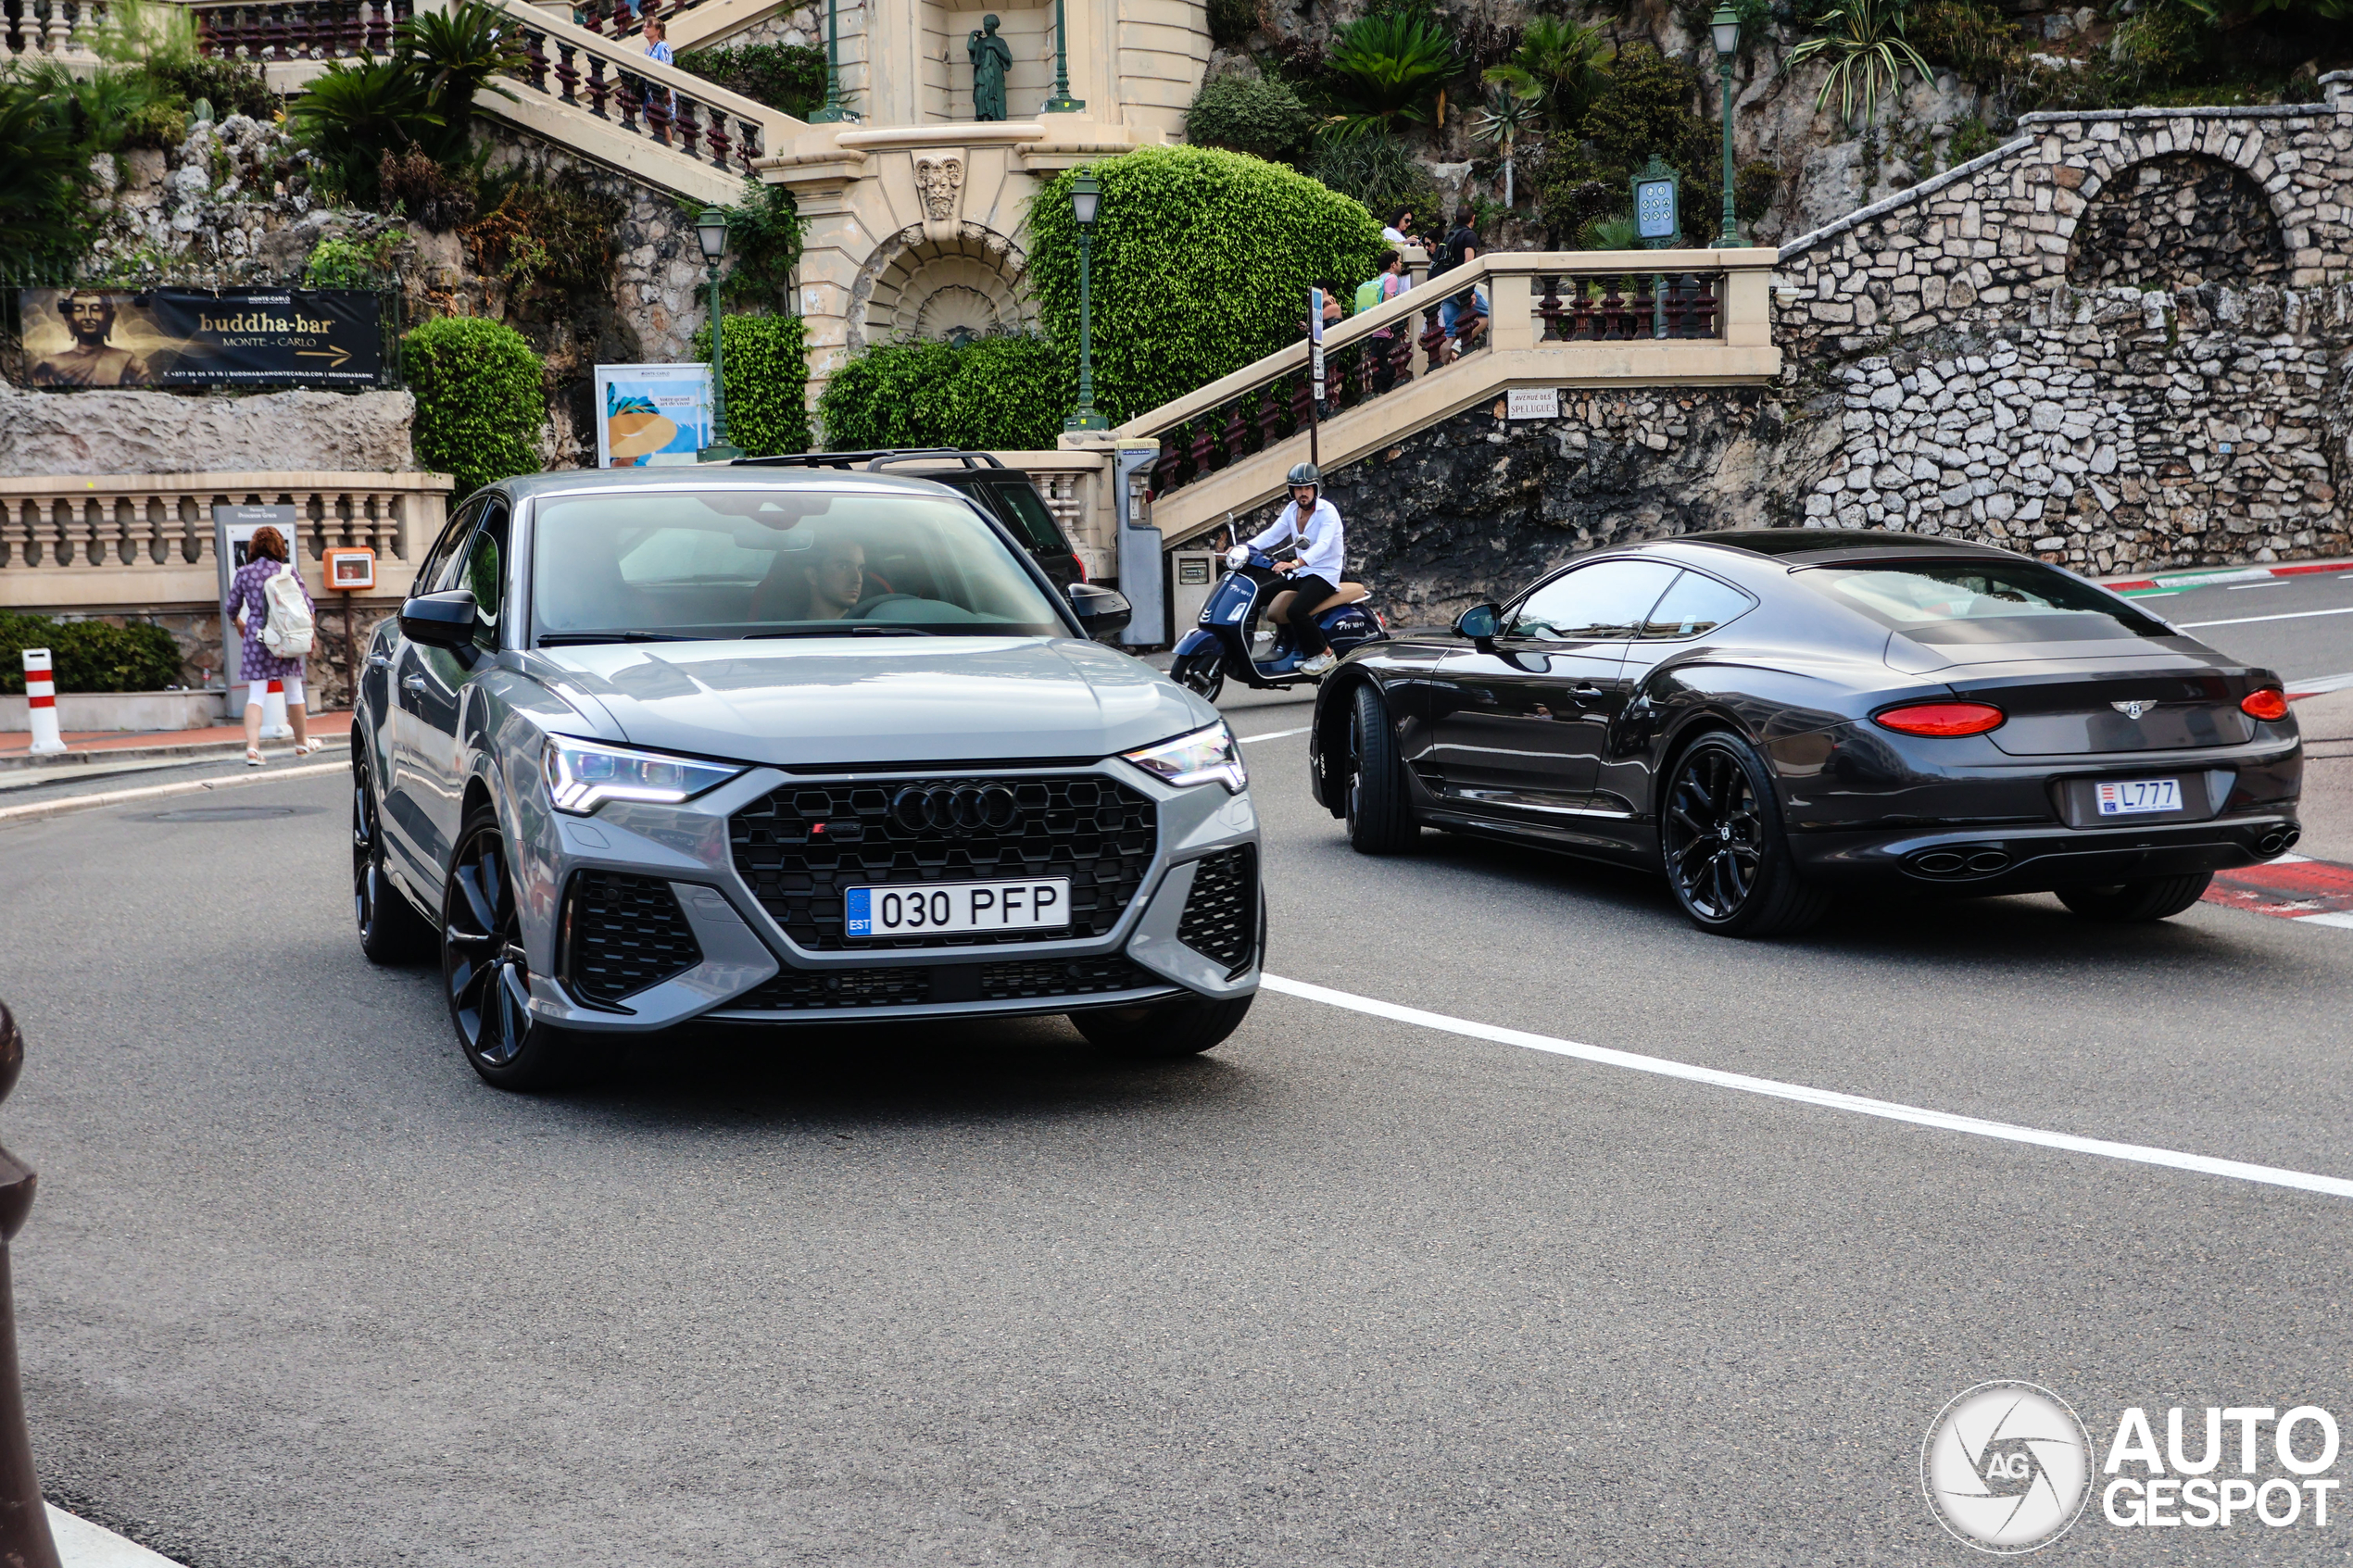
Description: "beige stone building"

(743, 0), (1211, 408)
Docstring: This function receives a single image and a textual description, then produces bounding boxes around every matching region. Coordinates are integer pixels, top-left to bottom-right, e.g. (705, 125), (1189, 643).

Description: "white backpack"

(260, 564), (316, 658)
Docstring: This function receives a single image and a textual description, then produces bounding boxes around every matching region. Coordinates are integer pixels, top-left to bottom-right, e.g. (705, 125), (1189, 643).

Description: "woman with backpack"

(225, 524), (321, 766)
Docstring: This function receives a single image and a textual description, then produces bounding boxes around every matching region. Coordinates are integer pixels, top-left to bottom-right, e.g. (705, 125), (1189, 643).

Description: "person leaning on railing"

(1434, 207), (1489, 365)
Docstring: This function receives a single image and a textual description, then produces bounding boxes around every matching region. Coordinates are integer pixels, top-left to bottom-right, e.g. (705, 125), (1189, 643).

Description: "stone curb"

(46, 1503), (187, 1568)
(0, 735), (347, 775)
(0, 760), (347, 829)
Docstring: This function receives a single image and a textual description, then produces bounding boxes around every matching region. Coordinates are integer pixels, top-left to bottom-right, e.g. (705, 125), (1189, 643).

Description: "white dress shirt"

(1247, 498), (1345, 583)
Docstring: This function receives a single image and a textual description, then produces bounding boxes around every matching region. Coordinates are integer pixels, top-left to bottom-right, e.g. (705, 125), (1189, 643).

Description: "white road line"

(0, 761), (346, 827)
(1260, 973), (2353, 1201)
(1239, 726), (1311, 743)
(2177, 606), (2353, 629)
(2289, 671), (2353, 697)
(2296, 912), (2353, 930)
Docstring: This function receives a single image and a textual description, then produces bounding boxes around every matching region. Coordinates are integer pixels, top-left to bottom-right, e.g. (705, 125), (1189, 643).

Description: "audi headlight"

(543, 735), (745, 815)
(1121, 721), (1248, 793)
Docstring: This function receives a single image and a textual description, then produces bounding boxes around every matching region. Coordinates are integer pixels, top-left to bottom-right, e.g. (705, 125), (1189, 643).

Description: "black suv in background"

(738, 450), (1087, 593)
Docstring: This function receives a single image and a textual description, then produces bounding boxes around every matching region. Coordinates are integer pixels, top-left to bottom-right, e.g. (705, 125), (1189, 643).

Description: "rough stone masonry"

(1319, 81), (2353, 619)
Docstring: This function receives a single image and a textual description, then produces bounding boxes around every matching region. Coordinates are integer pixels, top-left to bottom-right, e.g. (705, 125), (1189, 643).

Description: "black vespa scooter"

(1169, 544), (1386, 704)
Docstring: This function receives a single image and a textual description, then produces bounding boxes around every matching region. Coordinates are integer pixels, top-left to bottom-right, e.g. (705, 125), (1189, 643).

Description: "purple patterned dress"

(226, 558), (311, 682)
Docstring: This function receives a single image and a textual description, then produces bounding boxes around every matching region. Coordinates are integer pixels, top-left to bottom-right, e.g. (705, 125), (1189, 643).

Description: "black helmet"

(1285, 461), (1322, 488)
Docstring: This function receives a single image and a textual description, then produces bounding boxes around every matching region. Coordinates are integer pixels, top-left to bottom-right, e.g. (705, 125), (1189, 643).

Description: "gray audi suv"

(351, 469), (1262, 1089)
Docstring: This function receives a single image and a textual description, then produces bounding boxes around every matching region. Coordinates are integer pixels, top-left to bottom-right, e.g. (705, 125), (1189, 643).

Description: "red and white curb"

(2108, 558), (2353, 596)
(2204, 855), (2353, 931)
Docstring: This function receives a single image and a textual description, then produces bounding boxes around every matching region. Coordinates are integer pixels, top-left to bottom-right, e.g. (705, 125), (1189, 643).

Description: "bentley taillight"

(2241, 687), (2290, 721)
(1873, 701), (2007, 737)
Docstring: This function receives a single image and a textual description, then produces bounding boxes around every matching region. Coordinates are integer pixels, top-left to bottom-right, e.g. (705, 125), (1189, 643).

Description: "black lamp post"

(696, 207), (743, 462)
(1711, 3), (1741, 246)
(1063, 169), (1107, 433)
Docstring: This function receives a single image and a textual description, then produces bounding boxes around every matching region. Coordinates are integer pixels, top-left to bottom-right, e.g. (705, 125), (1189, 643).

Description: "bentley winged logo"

(2111, 700), (2157, 720)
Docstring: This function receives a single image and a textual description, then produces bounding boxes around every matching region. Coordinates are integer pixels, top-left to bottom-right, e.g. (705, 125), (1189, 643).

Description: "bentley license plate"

(845, 879), (1072, 938)
(2095, 778), (2183, 816)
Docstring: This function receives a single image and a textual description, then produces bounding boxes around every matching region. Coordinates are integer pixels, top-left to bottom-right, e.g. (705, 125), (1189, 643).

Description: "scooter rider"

(1246, 461), (1346, 676)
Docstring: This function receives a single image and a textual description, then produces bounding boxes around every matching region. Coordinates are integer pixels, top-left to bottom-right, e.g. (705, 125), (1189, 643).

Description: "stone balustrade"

(0, 470), (450, 611)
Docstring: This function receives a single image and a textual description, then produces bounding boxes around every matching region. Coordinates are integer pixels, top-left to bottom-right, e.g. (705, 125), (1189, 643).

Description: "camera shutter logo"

(1922, 1382), (2093, 1553)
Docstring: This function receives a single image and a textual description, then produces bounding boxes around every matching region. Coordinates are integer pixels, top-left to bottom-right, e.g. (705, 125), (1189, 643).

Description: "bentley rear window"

(531, 487), (1067, 644)
(1801, 561), (2172, 645)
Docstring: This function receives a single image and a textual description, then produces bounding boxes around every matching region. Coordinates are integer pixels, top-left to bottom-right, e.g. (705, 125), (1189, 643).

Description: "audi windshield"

(530, 486), (1070, 645)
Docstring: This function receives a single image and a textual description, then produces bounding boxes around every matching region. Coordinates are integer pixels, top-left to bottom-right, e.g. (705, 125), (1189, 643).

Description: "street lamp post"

(1043, 0), (1084, 113)
(696, 207), (744, 462)
(1711, 4), (1741, 246)
(1063, 169), (1108, 433)
(810, 0), (848, 122)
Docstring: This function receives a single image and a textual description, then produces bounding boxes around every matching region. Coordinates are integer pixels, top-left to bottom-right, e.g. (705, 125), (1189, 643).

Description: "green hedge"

(819, 335), (1074, 453)
(1185, 73), (1315, 165)
(0, 612), (182, 695)
(1025, 145), (1384, 425)
(675, 43), (826, 119)
(690, 314), (812, 457)
(400, 315), (545, 495)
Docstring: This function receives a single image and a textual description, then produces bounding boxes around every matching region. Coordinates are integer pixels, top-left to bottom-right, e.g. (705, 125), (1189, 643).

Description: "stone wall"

(0, 380), (419, 479)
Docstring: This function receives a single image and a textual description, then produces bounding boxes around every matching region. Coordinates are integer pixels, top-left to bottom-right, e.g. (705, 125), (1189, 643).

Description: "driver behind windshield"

(802, 536), (869, 621)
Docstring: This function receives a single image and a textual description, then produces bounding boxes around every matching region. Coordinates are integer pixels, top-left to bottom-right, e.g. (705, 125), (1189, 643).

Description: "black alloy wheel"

(1070, 994), (1253, 1058)
(1173, 649), (1226, 705)
(1659, 733), (1830, 938)
(2056, 872), (2213, 922)
(442, 805), (582, 1090)
(1345, 682), (1417, 854)
(353, 752), (434, 964)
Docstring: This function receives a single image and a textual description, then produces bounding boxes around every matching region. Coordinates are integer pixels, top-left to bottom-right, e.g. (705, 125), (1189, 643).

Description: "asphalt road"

(4, 705), (2353, 1567)
(2137, 569), (2353, 682)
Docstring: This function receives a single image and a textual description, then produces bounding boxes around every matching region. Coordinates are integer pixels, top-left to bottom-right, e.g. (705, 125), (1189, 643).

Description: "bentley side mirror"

(1454, 603), (1502, 644)
(1067, 582), (1133, 641)
(400, 589), (477, 650)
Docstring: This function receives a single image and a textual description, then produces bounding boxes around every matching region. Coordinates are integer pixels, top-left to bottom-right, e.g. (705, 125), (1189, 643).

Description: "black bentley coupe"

(1309, 530), (2303, 937)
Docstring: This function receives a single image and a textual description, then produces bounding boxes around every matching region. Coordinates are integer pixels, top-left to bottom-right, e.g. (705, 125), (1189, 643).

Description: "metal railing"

(1128, 254), (1741, 503)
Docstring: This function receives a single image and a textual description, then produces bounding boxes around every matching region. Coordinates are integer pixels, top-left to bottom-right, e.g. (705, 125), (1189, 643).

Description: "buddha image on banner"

(594, 362), (712, 467)
(17, 287), (384, 387)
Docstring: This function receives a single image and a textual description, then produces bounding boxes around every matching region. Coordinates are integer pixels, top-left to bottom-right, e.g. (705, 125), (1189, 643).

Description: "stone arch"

(2064, 151), (2289, 289)
(844, 223), (1032, 355)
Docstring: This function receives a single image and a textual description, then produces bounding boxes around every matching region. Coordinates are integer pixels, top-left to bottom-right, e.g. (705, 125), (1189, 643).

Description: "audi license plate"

(2095, 777), (2183, 816)
(845, 879), (1072, 938)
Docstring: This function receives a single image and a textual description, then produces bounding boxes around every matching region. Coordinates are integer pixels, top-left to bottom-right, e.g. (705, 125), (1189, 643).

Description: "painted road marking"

(2176, 606), (2353, 630)
(2204, 858), (2353, 924)
(0, 761), (346, 828)
(1261, 974), (2353, 1200)
(1239, 726), (1310, 744)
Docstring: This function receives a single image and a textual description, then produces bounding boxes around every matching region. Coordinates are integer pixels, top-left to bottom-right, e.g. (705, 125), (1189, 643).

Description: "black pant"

(1282, 573), (1339, 657)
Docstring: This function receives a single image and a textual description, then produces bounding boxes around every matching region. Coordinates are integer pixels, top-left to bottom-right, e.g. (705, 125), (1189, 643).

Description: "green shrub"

(1208, 0), (1265, 45)
(1908, 0), (2022, 85)
(401, 315), (545, 495)
(0, 82), (94, 276)
(820, 335), (1074, 453)
(1539, 44), (1731, 244)
(304, 232), (403, 287)
(675, 43), (827, 119)
(461, 173), (621, 299)
(0, 612), (182, 696)
(1309, 131), (1441, 222)
(143, 54), (277, 121)
(1323, 10), (1459, 137)
(690, 314), (812, 457)
(1026, 144), (1384, 425)
(705, 178), (804, 315)
(1734, 160), (1780, 221)
(1186, 74), (1317, 164)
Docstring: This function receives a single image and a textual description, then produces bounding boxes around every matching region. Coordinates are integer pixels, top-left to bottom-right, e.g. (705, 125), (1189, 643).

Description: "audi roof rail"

(731, 448), (1005, 471)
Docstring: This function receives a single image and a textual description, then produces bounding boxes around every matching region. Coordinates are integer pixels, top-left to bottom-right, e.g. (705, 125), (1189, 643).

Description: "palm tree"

(1506, 17), (1612, 126)
(1466, 82), (1542, 207)
(1789, 0), (1930, 128)
(1322, 12), (1459, 140)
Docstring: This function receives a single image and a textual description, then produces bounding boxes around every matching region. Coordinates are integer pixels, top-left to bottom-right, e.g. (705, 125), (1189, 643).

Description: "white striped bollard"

(260, 677), (293, 740)
(19, 651), (65, 756)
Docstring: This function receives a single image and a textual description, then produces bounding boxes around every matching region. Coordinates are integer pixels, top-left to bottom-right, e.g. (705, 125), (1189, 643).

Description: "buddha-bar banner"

(17, 286), (384, 388)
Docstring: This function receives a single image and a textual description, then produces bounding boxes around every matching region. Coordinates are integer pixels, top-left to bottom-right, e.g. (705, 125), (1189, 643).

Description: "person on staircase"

(1244, 462), (1347, 677)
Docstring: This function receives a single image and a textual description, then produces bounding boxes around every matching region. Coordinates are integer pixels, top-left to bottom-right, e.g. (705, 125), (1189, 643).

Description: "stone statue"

(967, 14), (1011, 122)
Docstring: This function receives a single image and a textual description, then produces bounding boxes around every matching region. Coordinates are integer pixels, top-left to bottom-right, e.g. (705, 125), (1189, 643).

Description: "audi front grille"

(728, 774), (1159, 950)
(727, 956), (1171, 1012)
(563, 871), (704, 1004)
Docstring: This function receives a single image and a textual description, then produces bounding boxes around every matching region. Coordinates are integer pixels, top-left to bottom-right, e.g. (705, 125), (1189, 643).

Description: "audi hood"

(521, 636), (1221, 766)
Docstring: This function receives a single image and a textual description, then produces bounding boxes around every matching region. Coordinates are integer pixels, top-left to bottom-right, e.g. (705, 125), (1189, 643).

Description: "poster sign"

(19, 287), (383, 387)
(1631, 154), (1682, 247)
(324, 547), (376, 591)
(1307, 288), (1326, 390)
(594, 363), (712, 468)
(1506, 387), (1561, 420)
(213, 503), (303, 709)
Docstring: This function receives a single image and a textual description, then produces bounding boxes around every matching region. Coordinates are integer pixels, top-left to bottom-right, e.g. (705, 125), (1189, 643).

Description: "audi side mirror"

(1067, 582), (1132, 640)
(400, 589), (477, 650)
(1454, 603), (1502, 643)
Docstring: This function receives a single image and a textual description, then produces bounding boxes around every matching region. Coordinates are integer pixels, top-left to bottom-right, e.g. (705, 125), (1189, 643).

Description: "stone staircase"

(1118, 248), (1781, 548)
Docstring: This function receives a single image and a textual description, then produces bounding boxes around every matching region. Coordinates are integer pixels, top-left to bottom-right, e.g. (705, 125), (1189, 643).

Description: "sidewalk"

(0, 712), (353, 774)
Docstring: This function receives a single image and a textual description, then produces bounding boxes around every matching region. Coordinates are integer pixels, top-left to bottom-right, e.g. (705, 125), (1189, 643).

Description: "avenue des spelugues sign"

(19, 286), (383, 388)
(1924, 1381), (2346, 1553)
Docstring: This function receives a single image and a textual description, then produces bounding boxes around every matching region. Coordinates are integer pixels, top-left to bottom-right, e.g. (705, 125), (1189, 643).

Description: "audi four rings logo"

(891, 784), (1022, 833)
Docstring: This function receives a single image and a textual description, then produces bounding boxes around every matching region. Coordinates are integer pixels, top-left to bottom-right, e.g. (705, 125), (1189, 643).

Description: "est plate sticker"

(846, 879), (1072, 937)
(2095, 778), (2183, 816)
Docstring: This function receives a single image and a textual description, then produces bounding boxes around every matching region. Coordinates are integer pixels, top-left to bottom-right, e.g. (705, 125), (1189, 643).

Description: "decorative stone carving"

(914, 155), (964, 224)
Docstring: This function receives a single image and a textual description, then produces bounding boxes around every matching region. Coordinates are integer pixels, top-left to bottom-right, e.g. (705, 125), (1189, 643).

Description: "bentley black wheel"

(1346, 682), (1417, 855)
(353, 750), (434, 964)
(2057, 873), (2212, 922)
(1173, 649), (1226, 704)
(443, 805), (582, 1090)
(1660, 733), (1829, 938)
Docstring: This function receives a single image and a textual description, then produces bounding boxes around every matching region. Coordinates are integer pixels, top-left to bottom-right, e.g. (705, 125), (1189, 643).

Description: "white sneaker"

(1299, 652), (1339, 676)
